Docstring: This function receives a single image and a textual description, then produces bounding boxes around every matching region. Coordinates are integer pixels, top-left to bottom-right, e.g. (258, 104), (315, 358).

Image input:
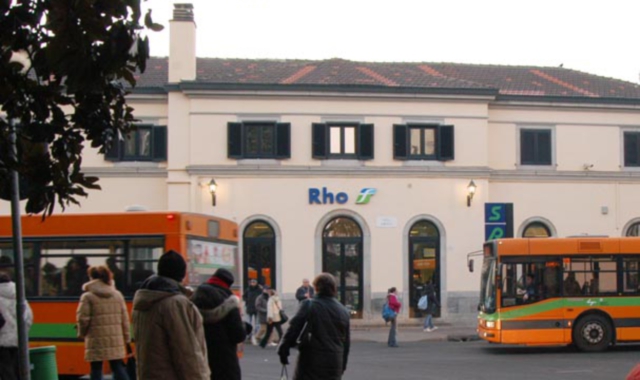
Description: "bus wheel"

(573, 314), (612, 352)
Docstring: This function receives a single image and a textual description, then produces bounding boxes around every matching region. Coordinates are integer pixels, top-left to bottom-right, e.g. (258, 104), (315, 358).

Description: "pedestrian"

(76, 266), (130, 380)
(278, 273), (351, 380)
(192, 268), (246, 380)
(295, 278), (315, 303)
(0, 272), (33, 380)
(254, 286), (272, 345)
(422, 280), (440, 332)
(132, 250), (209, 380)
(386, 287), (401, 348)
(242, 278), (263, 344)
(259, 288), (283, 348)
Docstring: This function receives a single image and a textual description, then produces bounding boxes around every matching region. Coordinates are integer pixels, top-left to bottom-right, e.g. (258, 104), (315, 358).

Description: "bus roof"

(490, 237), (640, 256)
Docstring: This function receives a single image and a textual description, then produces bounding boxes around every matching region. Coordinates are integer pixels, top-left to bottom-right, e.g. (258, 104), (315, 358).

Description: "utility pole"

(9, 118), (31, 380)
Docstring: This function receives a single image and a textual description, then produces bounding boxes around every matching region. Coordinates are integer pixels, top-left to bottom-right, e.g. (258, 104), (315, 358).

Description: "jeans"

(247, 313), (259, 335)
(90, 360), (130, 380)
(0, 347), (19, 380)
(423, 313), (434, 329)
(260, 322), (283, 347)
(387, 317), (398, 347)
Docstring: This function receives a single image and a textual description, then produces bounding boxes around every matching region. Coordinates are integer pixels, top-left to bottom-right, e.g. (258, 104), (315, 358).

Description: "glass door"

(243, 221), (276, 289)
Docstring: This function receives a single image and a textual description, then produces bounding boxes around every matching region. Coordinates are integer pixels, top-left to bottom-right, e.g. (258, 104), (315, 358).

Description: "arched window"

(322, 217), (363, 318)
(243, 221), (275, 290)
(408, 220), (440, 318)
(522, 222), (551, 238)
(626, 222), (640, 237)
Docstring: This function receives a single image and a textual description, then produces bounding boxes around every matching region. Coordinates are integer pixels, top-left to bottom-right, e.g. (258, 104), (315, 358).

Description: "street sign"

(484, 203), (514, 241)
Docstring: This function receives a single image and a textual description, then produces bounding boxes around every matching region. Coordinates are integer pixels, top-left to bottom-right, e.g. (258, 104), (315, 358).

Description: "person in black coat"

(243, 278), (263, 344)
(192, 268), (247, 380)
(278, 273), (351, 380)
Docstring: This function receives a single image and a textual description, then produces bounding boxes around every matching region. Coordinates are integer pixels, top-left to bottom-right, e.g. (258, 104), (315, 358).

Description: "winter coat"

(0, 282), (33, 347)
(255, 293), (268, 324)
(192, 283), (246, 380)
(424, 284), (440, 315)
(295, 286), (315, 303)
(267, 294), (282, 323)
(76, 280), (130, 362)
(132, 275), (209, 380)
(278, 296), (351, 380)
(387, 293), (401, 314)
(242, 284), (262, 315)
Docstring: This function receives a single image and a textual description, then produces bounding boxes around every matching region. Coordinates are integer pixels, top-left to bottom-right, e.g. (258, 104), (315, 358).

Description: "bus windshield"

(479, 257), (497, 314)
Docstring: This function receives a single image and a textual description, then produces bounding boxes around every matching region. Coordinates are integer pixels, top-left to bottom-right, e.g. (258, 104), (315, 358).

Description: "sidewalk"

(350, 322), (478, 343)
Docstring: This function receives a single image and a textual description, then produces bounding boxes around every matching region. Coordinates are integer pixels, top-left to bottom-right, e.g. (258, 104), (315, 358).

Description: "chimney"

(169, 3), (196, 82)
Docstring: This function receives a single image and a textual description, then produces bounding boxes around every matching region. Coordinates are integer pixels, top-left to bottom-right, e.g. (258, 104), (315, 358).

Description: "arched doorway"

(522, 221), (552, 237)
(243, 221), (276, 290)
(408, 220), (440, 318)
(322, 217), (363, 318)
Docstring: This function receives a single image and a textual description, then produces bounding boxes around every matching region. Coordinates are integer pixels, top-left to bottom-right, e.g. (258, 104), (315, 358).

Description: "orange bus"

(0, 212), (239, 377)
(473, 237), (640, 352)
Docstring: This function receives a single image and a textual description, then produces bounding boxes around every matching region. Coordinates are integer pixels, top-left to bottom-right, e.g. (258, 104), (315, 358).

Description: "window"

(622, 258), (640, 294)
(227, 121), (290, 159)
(564, 256), (617, 296)
(312, 122), (373, 160)
(626, 221), (640, 236)
(624, 131), (640, 167)
(500, 259), (561, 307)
(393, 124), (454, 161)
(520, 128), (552, 166)
(105, 125), (167, 162)
(522, 222), (552, 238)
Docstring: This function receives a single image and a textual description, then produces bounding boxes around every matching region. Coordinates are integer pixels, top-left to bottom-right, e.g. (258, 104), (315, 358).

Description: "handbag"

(126, 344), (137, 380)
(279, 309), (289, 324)
(280, 364), (289, 380)
(295, 300), (313, 349)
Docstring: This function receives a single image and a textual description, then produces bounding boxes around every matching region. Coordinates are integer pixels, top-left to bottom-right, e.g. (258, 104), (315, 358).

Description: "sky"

(142, 0), (640, 83)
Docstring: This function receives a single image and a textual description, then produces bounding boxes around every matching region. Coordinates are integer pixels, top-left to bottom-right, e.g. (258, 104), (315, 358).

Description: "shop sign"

(309, 187), (376, 205)
(484, 203), (514, 241)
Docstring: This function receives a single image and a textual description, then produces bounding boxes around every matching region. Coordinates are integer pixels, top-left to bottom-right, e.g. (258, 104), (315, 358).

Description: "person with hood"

(0, 272), (33, 380)
(76, 265), (130, 380)
(192, 268), (247, 380)
(259, 288), (284, 348)
(278, 273), (351, 380)
(132, 250), (209, 380)
(242, 278), (262, 344)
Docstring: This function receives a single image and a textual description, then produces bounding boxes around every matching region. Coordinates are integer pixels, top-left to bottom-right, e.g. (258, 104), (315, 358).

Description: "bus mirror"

(468, 259), (474, 273)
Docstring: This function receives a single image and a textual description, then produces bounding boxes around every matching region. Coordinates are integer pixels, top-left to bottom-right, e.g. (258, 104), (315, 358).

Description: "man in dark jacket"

(295, 278), (314, 303)
(243, 278), (263, 344)
(192, 268), (246, 380)
(278, 273), (350, 380)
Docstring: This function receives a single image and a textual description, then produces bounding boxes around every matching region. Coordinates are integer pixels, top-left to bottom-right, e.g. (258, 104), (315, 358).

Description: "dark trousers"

(90, 359), (130, 380)
(260, 322), (283, 347)
(0, 346), (19, 380)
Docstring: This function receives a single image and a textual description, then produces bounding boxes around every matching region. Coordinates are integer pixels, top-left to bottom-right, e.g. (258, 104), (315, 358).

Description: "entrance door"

(322, 217), (363, 318)
(243, 221), (276, 290)
(409, 221), (440, 318)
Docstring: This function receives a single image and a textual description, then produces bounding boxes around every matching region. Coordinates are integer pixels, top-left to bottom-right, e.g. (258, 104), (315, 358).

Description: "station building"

(4, 3), (640, 324)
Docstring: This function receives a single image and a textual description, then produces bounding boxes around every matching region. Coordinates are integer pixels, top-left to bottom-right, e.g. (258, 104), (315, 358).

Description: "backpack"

(382, 302), (396, 321)
(417, 295), (428, 310)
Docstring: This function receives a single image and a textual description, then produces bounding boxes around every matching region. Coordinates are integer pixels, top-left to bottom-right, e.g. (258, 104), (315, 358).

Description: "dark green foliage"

(0, 0), (162, 215)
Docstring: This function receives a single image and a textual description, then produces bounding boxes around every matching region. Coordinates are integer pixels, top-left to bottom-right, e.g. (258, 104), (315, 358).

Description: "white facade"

(3, 5), (640, 324)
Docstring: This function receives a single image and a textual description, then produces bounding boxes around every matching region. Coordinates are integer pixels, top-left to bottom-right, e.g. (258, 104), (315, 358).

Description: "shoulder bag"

(277, 302), (289, 324)
(295, 300), (313, 349)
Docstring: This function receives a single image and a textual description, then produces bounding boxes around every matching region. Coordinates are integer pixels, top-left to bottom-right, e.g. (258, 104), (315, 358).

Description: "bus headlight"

(486, 321), (495, 329)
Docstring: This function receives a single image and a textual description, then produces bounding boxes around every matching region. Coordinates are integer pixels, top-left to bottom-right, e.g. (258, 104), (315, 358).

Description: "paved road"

(241, 341), (640, 380)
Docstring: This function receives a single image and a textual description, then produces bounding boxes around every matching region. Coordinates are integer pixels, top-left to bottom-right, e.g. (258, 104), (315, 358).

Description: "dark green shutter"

(358, 123), (374, 160)
(393, 124), (408, 160)
(312, 123), (328, 159)
(228, 122), (243, 159)
(624, 132), (639, 167)
(104, 137), (121, 161)
(437, 125), (454, 161)
(152, 126), (167, 161)
(275, 122), (291, 159)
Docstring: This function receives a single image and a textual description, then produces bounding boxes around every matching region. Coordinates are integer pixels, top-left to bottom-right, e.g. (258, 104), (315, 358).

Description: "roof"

(134, 57), (640, 102)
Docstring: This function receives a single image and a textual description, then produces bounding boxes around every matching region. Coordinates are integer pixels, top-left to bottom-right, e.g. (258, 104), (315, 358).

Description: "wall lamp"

(208, 179), (217, 206)
(467, 180), (477, 207)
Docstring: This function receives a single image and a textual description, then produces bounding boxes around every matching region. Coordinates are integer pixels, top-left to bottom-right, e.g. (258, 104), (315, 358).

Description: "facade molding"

(82, 167), (167, 178)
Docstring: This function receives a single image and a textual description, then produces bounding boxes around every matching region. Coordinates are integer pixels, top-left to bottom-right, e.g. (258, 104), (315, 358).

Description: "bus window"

(623, 258), (640, 294)
(0, 242), (36, 296)
(128, 238), (164, 295)
(501, 260), (560, 306)
(564, 256), (617, 296)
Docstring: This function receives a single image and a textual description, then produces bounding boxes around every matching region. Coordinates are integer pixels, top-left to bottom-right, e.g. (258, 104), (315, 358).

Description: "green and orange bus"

(0, 212), (239, 377)
(473, 237), (640, 352)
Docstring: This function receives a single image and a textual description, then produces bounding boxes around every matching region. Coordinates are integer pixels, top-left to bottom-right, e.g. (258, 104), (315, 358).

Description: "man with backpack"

(420, 280), (440, 332)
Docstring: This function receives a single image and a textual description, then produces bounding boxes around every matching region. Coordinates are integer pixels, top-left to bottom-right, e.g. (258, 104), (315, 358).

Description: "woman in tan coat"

(76, 265), (130, 380)
(259, 288), (284, 348)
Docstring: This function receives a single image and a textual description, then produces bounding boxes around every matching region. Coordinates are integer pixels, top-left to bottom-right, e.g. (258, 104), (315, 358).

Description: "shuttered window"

(105, 125), (167, 162)
(311, 122), (374, 160)
(624, 132), (640, 167)
(227, 121), (290, 159)
(520, 129), (552, 166)
(393, 124), (454, 161)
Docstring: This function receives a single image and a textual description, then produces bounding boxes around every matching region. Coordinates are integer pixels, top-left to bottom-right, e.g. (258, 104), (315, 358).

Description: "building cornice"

(82, 166), (167, 178)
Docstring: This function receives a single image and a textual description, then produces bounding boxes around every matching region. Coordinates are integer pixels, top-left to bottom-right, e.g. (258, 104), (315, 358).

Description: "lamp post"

(467, 180), (477, 207)
(8, 119), (31, 380)
(209, 179), (217, 206)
